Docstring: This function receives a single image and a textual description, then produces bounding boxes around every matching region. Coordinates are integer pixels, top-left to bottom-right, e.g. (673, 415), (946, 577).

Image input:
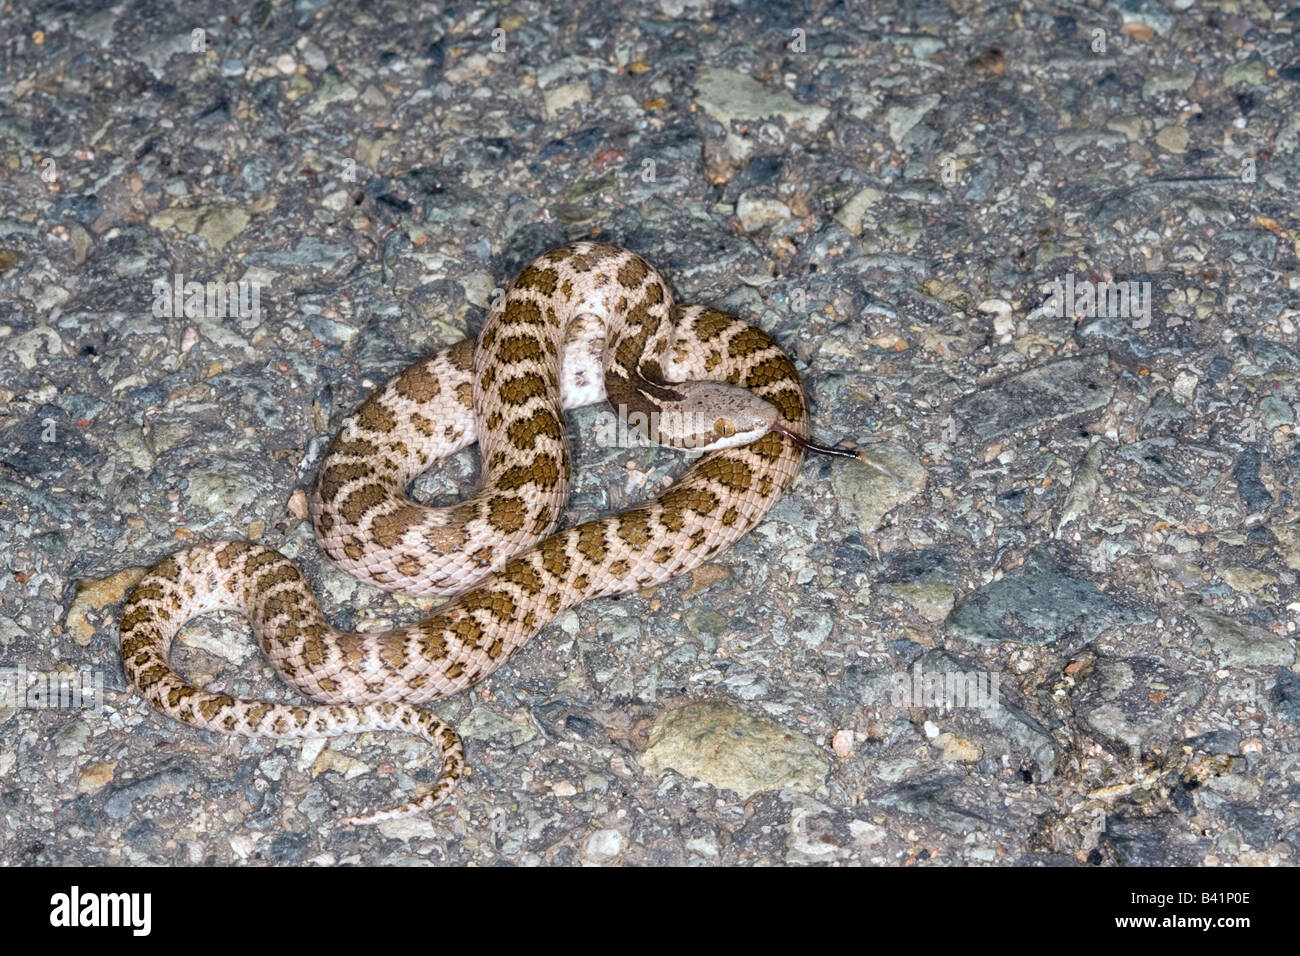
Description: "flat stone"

(246, 237), (354, 270)
(1272, 668), (1300, 724)
(1231, 449), (1273, 514)
(196, 205), (251, 251)
(182, 462), (266, 521)
(1106, 0), (1175, 35)
(735, 192), (791, 232)
(910, 650), (1059, 782)
(1155, 125), (1189, 154)
(1183, 730), (1241, 755)
(1272, 519), (1300, 571)
(1187, 608), (1295, 668)
(150, 204), (250, 251)
(584, 829), (623, 860)
(878, 571), (954, 622)
(884, 94), (941, 149)
(833, 186), (885, 235)
(543, 80), (591, 121)
(64, 566), (148, 646)
(694, 68), (830, 132)
(1075, 313), (1198, 367)
(1056, 440), (1106, 535)
(953, 354), (1115, 442)
(947, 548), (1152, 647)
(1260, 396), (1294, 429)
(1142, 66), (1196, 97)
(638, 699), (829, 799)
(1103, 815), (1207, 866)
(1224, 58), (1269, 87)
(832, 443), (927, 533)
(873, 779), (996, 835)
(1217, 564), (1277, 594)
(694, 67), (828, 161)
(458, 706), (539, 749)
(103, 768), (194, 820)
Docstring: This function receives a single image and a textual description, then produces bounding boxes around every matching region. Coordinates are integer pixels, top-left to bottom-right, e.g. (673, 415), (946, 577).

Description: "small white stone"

(832, 729), (855, 758)
(979, 299), (1015, 339)
(321, 190), (350, 212)
(1172, 370), (1198, 403)
(684, 837), (719, 857)
(585, 829), (623, 859)
(735, 192), (791, 232)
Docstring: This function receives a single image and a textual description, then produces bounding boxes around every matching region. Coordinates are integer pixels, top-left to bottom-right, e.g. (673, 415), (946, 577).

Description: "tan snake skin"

(119, 242), (820, 824)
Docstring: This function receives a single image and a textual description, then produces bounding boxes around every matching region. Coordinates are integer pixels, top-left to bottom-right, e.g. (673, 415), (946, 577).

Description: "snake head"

(653, 381), (780, 451)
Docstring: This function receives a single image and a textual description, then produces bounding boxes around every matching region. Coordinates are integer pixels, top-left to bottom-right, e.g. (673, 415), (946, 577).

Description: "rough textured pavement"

(1, 0), (1299, 865)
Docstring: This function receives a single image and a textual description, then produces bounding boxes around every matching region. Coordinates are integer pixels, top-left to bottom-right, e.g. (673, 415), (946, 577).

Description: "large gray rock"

(638, 700), (829, 799)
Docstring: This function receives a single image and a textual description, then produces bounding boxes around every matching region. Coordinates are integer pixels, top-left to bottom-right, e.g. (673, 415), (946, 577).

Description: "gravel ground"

(2, 0), (1299, 866)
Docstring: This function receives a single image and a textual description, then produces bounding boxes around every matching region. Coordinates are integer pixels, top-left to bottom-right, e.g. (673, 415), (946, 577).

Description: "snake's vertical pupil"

(714, 418), (735, 438)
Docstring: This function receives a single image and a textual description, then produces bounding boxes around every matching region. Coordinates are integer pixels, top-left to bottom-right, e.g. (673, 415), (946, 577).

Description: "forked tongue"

(770, 423), (892, 476)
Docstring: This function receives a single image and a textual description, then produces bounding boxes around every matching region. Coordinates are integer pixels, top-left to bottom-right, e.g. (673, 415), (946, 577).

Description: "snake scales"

(119, 241), (857, 824)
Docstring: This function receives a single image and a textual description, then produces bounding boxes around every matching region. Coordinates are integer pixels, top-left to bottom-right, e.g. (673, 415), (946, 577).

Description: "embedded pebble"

(638, 700), (829, 799)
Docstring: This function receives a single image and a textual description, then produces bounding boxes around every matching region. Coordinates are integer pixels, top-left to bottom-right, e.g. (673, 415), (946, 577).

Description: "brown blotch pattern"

(317, 461), (371, 504)
(506, 407), (563, 449)
(449, 338), (476, 370)
(497, 453), (560, 491)
(540, 535), (572, 578)
(503, 560), (543, 594)
(496, 333), (547, 365)
(576, 523), (609, 563)
(745, 355), (791, 389)
(617, 256), (648, 288)
(370, 506), (423, 549)
(693, 309), (733, 341)
(497, 371), (548, 405)
(617, 510), (653, 547)
(357, 399), (398, 433)
(501, 299), (545, 327)
(514, 265), (560, 296)
(487, 495), (528, 533)
(394, 362), (442, 402)
(697, 457), (754, 495)
(339, 482), (389, 524)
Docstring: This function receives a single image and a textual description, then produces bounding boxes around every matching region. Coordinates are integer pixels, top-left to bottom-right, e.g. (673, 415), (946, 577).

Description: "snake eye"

(714, 418), (736, 438)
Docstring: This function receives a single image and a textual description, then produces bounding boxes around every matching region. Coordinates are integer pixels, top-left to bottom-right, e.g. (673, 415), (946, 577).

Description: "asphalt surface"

(1, 0), (1298, 865)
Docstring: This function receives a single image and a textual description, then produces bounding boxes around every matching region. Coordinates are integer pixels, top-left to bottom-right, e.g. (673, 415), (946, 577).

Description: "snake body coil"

(120, 242), (817, 823)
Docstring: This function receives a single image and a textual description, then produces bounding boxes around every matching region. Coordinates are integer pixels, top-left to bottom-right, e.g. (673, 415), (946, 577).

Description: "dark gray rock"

(1219, 804), (1279, 848)
(913, 650), (1059, 782)
(947, 548), (1153, 648)
(953, 354), (1116, 442)
(873, 779), (1001, 836)
(1075, 314), (1199, 367)
(1103, 814), (1207, 866)
(103, 768), (194, 820)
(1232, 449), (1273, 513)
(1183, 730), (1242, 755)
(1272, 668), (1300, 724)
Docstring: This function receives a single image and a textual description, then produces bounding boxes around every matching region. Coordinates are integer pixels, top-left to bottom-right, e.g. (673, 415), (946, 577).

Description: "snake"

(118, 241), (862, 825)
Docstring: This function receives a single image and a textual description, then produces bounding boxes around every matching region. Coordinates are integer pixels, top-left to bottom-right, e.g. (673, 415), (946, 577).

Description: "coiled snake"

(119, 242), (863, 824)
